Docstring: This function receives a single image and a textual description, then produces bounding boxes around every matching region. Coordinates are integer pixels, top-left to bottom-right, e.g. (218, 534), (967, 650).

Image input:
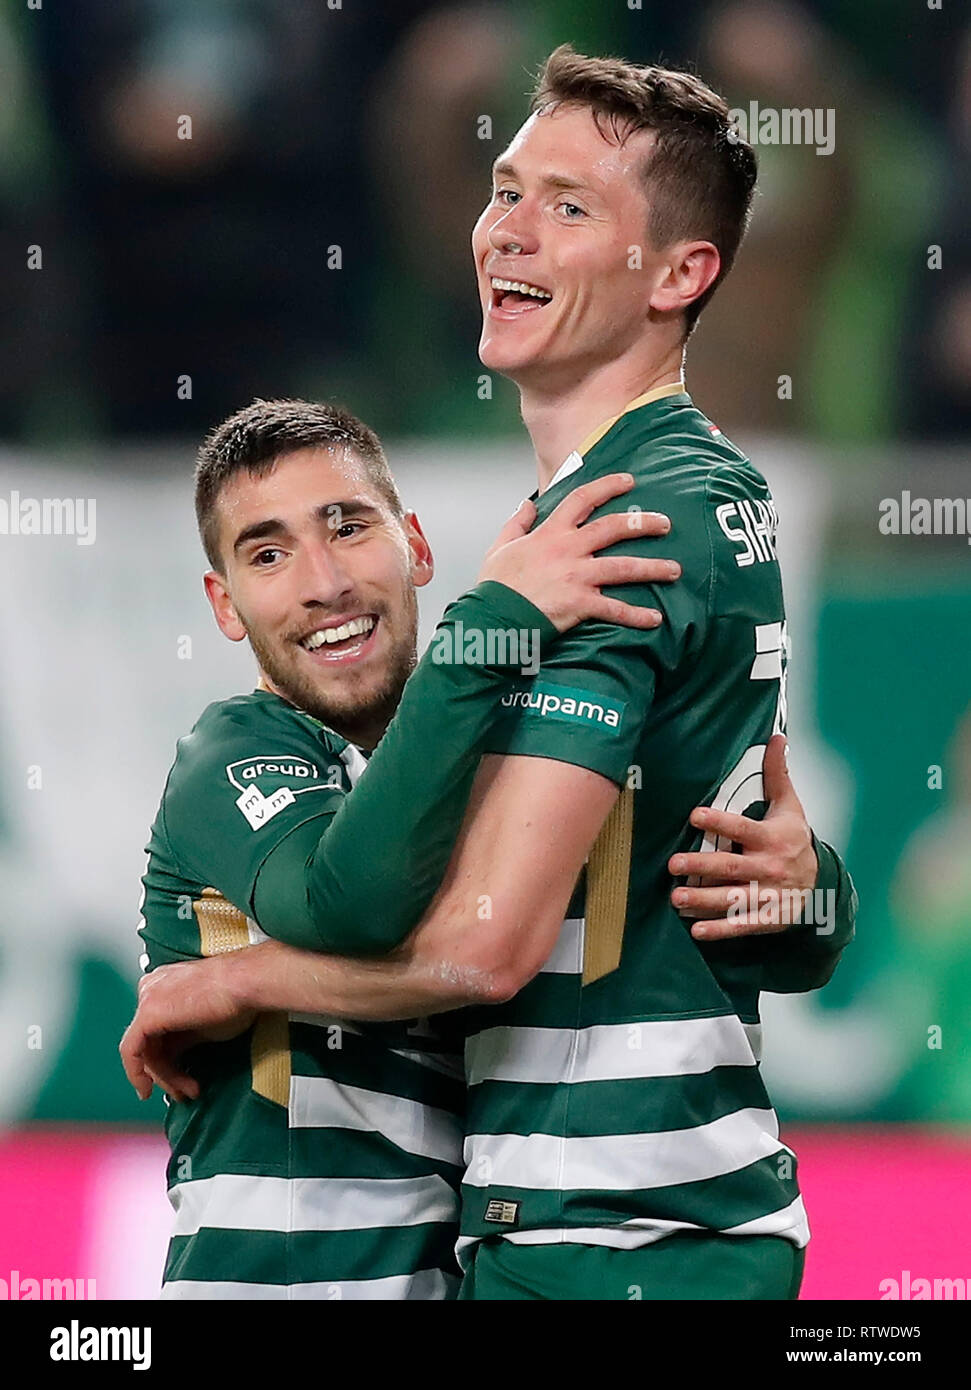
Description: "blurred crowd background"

(2, 0), (969, 443)
(0, 0), (969, 1297)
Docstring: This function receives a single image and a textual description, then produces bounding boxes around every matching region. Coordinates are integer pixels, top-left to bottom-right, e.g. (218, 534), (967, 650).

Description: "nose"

(487, 201), (539, 258)
(295, 539), (354, 610)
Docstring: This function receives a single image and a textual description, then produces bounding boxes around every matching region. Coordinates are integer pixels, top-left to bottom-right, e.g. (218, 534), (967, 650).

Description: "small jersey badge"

(484, 1199), (521, 1226)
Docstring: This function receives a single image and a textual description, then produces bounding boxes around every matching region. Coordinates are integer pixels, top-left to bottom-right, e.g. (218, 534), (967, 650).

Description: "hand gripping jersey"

(458, 386), (856, 1264)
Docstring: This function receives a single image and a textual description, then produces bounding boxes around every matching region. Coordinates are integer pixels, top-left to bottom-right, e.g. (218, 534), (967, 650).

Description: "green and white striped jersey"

(458, 385), (851, 1264)
(140, 691), (465, 1300)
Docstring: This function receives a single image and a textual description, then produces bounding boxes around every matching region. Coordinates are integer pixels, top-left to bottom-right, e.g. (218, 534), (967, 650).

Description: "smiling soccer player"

(449, 46), (857, 1300)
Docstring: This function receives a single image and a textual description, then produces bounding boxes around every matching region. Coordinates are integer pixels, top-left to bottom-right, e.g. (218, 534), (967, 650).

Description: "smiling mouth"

(490, 276), (553, 314)
(299, 614), (378, 661)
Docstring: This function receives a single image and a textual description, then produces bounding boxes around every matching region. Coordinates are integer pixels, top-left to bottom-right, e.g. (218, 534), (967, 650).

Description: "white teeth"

(491, 277), (552, 301)
(303, 615), (375, 650)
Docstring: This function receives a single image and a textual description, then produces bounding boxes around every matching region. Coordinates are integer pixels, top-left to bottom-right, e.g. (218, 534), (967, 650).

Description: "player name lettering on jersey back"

(715, 497), (779, 567)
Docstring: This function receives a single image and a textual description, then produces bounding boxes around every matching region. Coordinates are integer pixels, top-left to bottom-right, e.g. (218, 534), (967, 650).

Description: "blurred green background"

(0, 0), (967, 1132)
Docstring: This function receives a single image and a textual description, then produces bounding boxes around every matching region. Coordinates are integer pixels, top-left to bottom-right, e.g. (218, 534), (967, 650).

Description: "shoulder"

(598, 396), (771, 505)
(592, 397), (779, 574)
(173, 691), (318, 771)
(164, 692), (344, 831)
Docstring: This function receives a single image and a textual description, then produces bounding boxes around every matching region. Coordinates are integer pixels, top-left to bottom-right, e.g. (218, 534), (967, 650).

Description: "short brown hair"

(195, 398), (403, 571)
(531, 45), (757, 332)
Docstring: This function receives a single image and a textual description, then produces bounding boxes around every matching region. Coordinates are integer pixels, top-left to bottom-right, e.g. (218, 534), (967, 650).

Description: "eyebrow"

(232, 499), (385, 554)
(491, 159), (598, 195)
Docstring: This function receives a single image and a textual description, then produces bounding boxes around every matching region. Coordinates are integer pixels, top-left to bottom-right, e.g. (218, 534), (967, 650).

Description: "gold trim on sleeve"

(250, 1012), (292, 1107)
(192, 887), (291, 1108)
(582, 786), (634, 984)
(192, 887), (251, 956)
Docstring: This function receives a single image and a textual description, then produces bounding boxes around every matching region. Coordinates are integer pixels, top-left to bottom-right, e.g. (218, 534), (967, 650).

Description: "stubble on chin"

(245, 620), (418, 742)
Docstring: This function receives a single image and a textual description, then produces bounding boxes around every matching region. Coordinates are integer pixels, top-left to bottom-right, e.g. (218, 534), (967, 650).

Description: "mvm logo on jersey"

(226, 755), (339, 831)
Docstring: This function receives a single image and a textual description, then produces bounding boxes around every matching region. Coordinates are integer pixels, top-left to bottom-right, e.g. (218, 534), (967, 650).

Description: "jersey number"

(697, 621), (788, 857)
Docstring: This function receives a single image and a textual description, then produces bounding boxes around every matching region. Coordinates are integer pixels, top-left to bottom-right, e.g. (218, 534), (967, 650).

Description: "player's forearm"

(220, 935), (493, 1020)
(254, 581), (557, 958)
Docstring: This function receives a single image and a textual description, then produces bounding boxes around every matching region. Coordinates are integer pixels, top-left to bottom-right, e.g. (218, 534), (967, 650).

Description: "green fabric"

(459, 1233), (805, 1301)
(460, 391), (828, 1259)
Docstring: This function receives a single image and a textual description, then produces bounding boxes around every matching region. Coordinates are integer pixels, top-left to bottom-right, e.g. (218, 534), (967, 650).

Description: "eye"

(496, 188), (521, 206)
(558, 201), (587, 219)
(252, 547), (284, 566)
(334, 521), (366, 540)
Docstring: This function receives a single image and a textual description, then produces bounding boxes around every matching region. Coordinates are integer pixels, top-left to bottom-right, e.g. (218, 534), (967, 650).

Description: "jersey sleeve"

(759, 834), (858, 992)
(159, 705), (347, 927)
(483, 470), (713, 784)
(252, 581), (559, 954)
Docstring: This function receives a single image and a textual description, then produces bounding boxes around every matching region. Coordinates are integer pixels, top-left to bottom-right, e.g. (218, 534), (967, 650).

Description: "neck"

(256, 671), (389, 751)
(518, 340), (685, 490)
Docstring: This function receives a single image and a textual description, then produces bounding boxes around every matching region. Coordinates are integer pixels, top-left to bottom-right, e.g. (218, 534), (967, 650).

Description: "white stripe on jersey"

(465, 1014), (761, 1087)
(531, 918), (763, 1059)
(538, 916), (583, 973)
(463, 1107), (784, 1193)
(721, 1194), (809, 1244)
(168, 1172), (458, 1236)
(161, 1269), (458, 1300)
(289, 1076), (463, 1166)
(455, 1193), (810, 1258)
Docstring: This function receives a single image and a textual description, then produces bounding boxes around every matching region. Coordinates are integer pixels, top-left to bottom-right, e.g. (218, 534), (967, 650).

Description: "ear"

(402, 511), (435, 589)
(648, 240), (721, 319)
(203, 570), (248, 642)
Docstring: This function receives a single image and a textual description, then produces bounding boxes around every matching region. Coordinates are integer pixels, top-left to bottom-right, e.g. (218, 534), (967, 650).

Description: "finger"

(690, 914), (788, 941)
(144, 1062), (194, 1105)
(671, 884), (755, 917)
(119, 1027), (155, 1102)
(489, 498), (537, 550)
(589, 555), (681, 587)
(144, 1036), (200, 1103)
(587, 595), (663, 629)
(547, 473), (635, 528)
(669, 850), (761, 882)
(763, 734), (799, 811)
(688, 805), (771, 848)
(577, 510), (673, 551)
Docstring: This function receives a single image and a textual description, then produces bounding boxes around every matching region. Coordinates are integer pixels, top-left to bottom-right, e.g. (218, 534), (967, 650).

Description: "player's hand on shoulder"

(479, 473), (681, 633)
